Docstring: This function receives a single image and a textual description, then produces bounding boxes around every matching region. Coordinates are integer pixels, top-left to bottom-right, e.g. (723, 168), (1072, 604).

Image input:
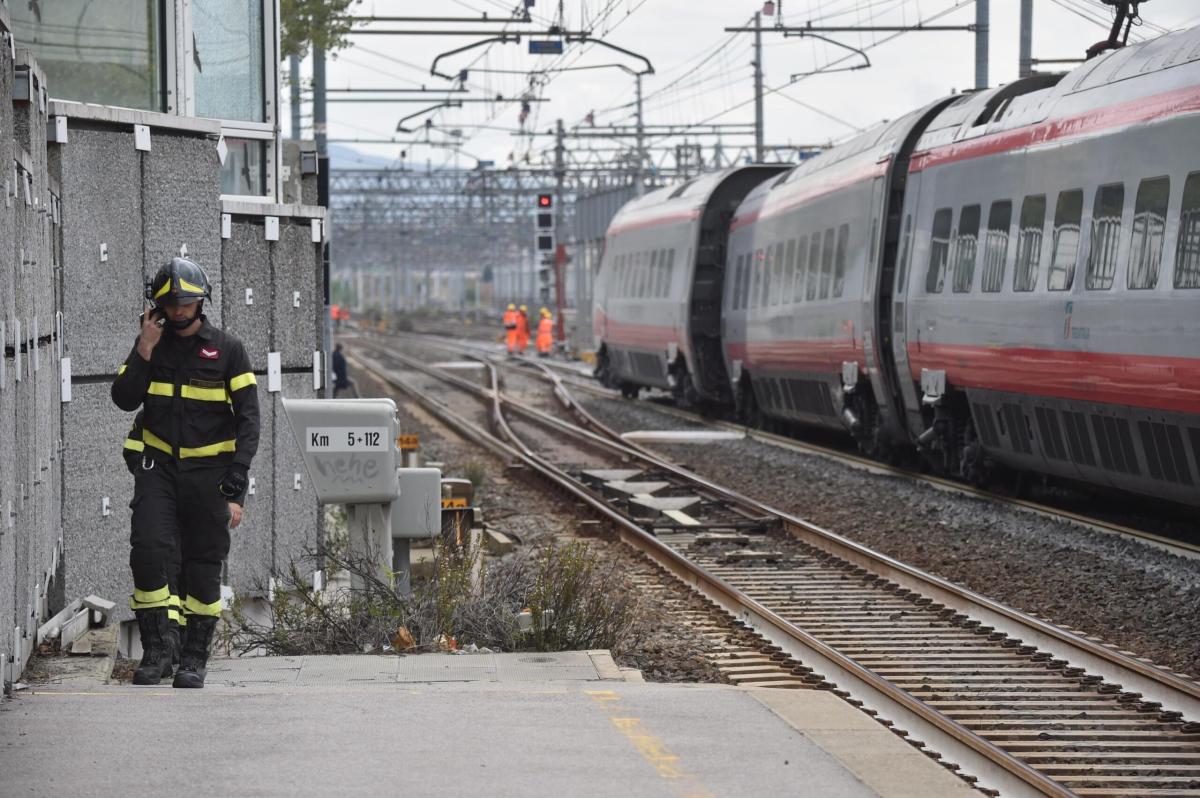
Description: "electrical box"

(392, 468), (441, 540)
(281, 398), (401, 504)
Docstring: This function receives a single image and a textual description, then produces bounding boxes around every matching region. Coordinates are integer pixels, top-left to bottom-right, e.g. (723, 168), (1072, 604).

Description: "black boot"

(168, 619), (182, 667)
(132, 608), (174, 685)
(172, 615), (218, 689)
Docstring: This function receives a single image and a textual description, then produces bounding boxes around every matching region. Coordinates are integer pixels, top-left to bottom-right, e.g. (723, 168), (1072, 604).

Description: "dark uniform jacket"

(113, 317), (259, 476)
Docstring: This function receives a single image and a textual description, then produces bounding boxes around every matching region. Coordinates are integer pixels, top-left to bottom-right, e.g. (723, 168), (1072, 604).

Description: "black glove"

(123, 450), (140, 476)
(218, 464), (249, 501)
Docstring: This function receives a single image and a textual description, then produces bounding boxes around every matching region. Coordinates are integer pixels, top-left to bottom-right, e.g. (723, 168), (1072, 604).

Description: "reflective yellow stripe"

(229, 372), (256, 392)
(177, 614), (188, 627)
(142, 428), (173, 456)
(180, 439), (236, 459)
(118, 364), (127, 376)
(154, 280), (171, 299)
(167, 608), (181, 623)
(180, 384), (230, 402)
(123, 437), (145, 452)
(168, 595), (181, 608)
(130, 585), (171, 610)
(147, 381), (174, 397)
(178, 277), (206, 295)
(184, 595), (222, 617)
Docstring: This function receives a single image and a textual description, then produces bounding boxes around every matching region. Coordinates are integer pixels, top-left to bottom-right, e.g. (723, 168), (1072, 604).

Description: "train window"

(732, 255), (745, 308)
(740, 251), (753, 308)
(807, 235), (821, 300)
(1086, 183), (1124, 290)
(658, 250), (669, 297)
(895, 215), (912, 292)
(1013, 195), (1046, 291)
(751, 248), (764, 308)
(665, 249), (676, 297)
(1128, 176), (1170, 290)
(784, 239), (798, 303)
(771, 242), (785, 306)
(981, 201), (1011, 293)
(1047, 189), (1083, 291)
(925, 208), (953, 294)
(647, 251), (658, 298)
(833, 224), (849, 298)
(616, 256), (625, 297)
(760, 246), (774, 308)
(793, 236), (809, 302)
(952, 205), (981, 293)
(820, 228), (836, 299)
(1175, 172), (1200, 288)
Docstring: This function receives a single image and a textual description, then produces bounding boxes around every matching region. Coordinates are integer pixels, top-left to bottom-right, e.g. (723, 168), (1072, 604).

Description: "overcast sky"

(289, 0), (1200, 170)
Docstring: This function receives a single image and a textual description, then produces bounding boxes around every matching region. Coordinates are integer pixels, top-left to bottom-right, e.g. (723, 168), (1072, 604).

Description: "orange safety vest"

(536, 317), (554, 353)
(502, 309), (518, 330)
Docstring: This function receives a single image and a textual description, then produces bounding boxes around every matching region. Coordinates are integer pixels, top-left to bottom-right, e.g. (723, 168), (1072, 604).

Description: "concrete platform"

(0, 653), (978, 797)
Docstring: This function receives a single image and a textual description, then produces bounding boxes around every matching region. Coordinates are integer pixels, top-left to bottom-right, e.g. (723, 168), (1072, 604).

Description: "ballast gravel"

(578, 393), (1200, 679)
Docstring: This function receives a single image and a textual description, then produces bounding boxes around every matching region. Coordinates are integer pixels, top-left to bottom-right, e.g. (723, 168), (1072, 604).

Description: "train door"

(891, 204), (924, 434)
(859, 175), (903, 439)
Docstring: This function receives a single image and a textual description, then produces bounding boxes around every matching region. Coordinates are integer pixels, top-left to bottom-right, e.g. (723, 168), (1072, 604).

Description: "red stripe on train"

(910, 83), (1200, 173)
(726, 338), (859, 372)
(599, 317), (681, 349)
(908, 342), (1200, 414)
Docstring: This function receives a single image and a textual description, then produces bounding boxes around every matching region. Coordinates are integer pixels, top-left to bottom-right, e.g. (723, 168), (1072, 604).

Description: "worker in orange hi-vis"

(536, 308), (554, 357)
(502, 303), (519, 355)
(516, 305), (531, 354)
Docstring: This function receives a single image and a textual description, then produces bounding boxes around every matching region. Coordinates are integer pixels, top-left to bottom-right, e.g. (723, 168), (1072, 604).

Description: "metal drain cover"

(519, 656), (558, 664)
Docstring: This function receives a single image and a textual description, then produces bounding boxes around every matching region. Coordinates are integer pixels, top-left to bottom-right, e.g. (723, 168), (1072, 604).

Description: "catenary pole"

(753, 11), (765, 162)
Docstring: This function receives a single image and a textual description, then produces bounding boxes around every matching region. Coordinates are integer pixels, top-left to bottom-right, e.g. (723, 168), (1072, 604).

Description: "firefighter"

(516, 304), (531, 354)
(502, 303), (519, 354)
(113, 258), (260, 688)
(536, 308), (554, 357)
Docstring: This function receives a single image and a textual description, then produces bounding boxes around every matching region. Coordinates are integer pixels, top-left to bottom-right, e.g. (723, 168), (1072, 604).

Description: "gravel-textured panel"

(141, 132), (222, 326)
(579, 393), (1200, 677)
(220, 221), (272, 371)
(226, 378), (274, 598)
(56, 124), (143, 377)
(60, 381), (137, 623)
(271, 220), (321, 369)
(272, 372), (321, 578)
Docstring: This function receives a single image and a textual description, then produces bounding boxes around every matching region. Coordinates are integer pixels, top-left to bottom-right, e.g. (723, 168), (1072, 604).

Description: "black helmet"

(146, 258), (211, 307)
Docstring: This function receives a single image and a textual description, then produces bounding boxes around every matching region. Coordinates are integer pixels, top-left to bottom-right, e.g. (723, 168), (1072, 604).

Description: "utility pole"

(975, 0), (990, 89)
(314, 45), (332, 393)
(753, 11), (765, 162)
(553, 118), (567, 343)
(1019, 0), (1034, 78)
(289, 54), (301, 140)
(634, 73), (646, 196)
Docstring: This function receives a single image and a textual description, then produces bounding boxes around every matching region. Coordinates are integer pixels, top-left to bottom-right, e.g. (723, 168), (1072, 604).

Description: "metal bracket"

(310, 219), (322, 243)
(293, 473), (302, 491)
(245, 288), (254, 306)
(841, 361), (859, 393)
(99, 243), (108, 263)
(48, 116), (68, 144)
(101, 497), (110, 517)
(265, 216), (279, 241)
(134, 124), (151, 151)
(292, 291), (301, 308)
(60, 357), (71, 402)
(920, 368), (946, 406)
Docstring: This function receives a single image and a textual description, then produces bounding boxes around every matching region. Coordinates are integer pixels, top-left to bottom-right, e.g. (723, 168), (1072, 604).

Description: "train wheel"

(737, 378), (763, 429)
(620, 383), (640, 400)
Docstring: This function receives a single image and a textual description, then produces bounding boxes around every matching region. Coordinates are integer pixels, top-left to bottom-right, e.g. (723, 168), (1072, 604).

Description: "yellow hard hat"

(519, 304), (527, 311)
(507, 303), (515, 310)
(539, 307), (548, 314)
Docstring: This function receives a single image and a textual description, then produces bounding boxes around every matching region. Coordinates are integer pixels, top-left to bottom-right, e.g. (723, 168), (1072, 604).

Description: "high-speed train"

(593, 24), (1200, 507)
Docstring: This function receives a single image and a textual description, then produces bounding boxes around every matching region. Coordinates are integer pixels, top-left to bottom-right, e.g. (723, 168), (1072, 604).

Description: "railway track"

(380, 329), (1200, 563)
(350, 334), (1200, 798)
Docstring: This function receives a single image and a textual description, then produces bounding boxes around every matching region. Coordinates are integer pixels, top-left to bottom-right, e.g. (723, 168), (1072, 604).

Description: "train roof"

(607, 165), (783, 237)
(913, 24), (1200, 157)
(732, 100), (947, 227)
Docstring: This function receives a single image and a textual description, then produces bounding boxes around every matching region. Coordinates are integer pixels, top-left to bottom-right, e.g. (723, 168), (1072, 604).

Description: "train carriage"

(898, 26), (1200, 506)
(722, 101), (954, 454)
(593, 165), (786, 404)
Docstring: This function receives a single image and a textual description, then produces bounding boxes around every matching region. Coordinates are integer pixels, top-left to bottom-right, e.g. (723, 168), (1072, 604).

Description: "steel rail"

(348, 341), (1116, 797)
(387, 329), (1200, 563)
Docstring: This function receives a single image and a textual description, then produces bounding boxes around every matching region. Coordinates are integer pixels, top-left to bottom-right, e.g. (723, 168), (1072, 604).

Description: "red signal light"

(537, 193), (553, 208)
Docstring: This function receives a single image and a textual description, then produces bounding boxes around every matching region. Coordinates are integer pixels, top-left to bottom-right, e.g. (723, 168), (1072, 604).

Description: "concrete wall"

(0, 20), (326, 685)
